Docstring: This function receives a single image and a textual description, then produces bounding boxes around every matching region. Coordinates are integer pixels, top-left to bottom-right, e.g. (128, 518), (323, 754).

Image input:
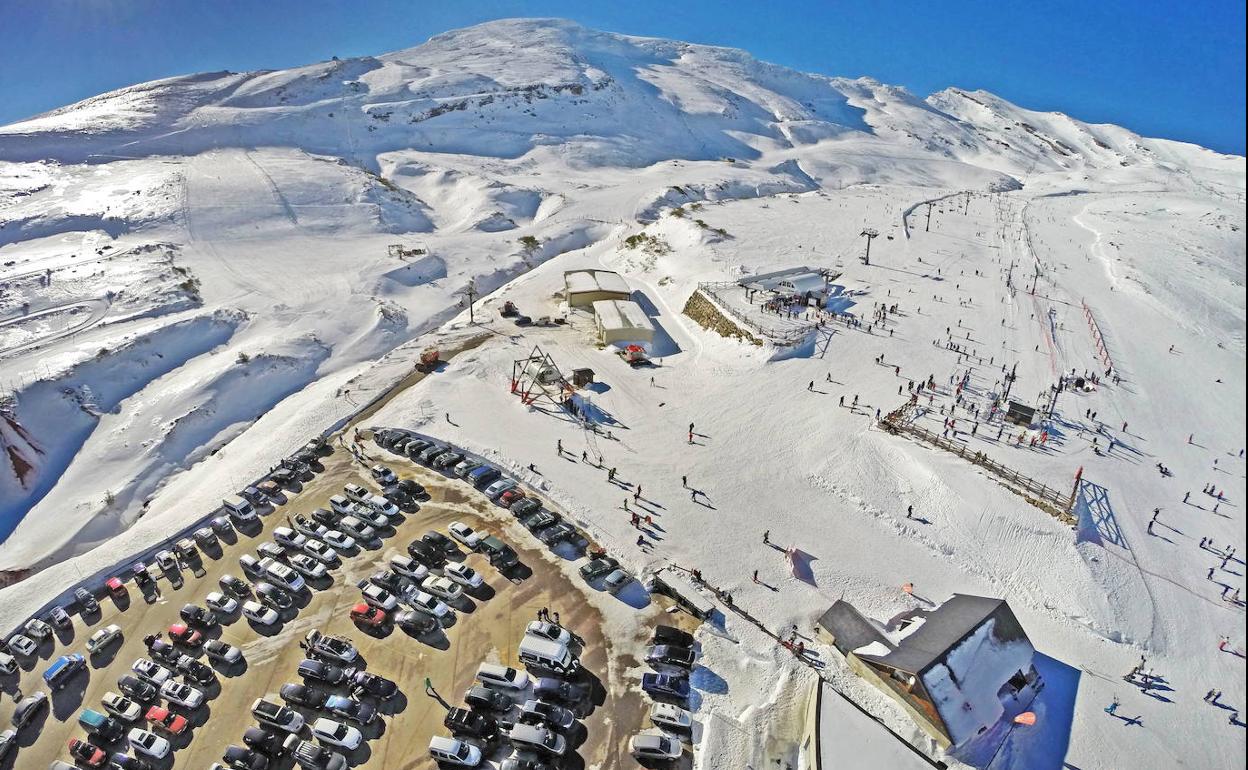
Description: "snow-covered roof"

(564, 269), (630, 296)
(592, 299), (655, 335)
(860, 595), (1016, 674)
(739, 265), (836, 295)
(817, 681), (935, 770)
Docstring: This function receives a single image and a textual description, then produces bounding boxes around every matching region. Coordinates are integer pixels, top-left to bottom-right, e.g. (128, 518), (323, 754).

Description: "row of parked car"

(207, 629), (396, 770)
(632, 624), (699, 764)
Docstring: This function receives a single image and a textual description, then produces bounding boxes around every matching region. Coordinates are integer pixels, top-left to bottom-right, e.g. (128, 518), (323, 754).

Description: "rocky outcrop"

(682, 289), (762, 346)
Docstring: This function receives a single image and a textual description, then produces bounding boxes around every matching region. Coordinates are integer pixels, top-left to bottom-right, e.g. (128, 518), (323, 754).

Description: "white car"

(429, 735), (481, 766)
(273, 526), (308, 550)
(160, 679), (205, 708)
(447, 521), (481, 549)
(337, 516), (376, 541)
(343, 484), (370, 503)
(360, 584), (398, 611)
(288, 553), (328, 579)
(365, 494), (401, 519)
(242, 600), (279, 626)
(526, 621), (572, 645)
(86, 624), (123, 654)
(303, 538), (340, 565)
(406, 589), (449, 618)
(390, 555), (429, 581)
(128, 728), (171, 759)
(329, 494), (355, 515)
(317, 528), (355, 551)
(6, 634), (37, 657)
(443, 562), (483, 589)
(132, 658), (173, 686)
(102, 692), (142, 722)
(370, 465), (397, 485)
(24, 618), (52, 640)
(483, 478), (516, 499)
(650, 702), (693, 733)
(259, 557), (306, 592)
(420, 575), (463, 603)
(630, 732), (683, 761)
(205, 592), (239, 615)
(354, 507), (389, 528)
(312, 717), (363, 750)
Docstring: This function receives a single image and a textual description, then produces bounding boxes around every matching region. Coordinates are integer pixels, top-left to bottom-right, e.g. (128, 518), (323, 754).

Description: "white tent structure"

(592, 299), (655, 346)
(565, 269), (631, 307)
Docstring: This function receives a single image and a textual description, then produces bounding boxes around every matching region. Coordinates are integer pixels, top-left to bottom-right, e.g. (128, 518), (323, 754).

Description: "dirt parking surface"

(1, 433), (655, 769)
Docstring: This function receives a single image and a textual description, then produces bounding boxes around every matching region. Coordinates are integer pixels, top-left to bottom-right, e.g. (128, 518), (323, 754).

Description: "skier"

(635, 485), (642, 501)
(556, 439), (562, 455)
(1105, 697), (1120, 715)
(808, 381), (814, 391)
(752, 570), (759, 583)
(763, 530), (770, 544)
(906, 505), (914, 519)
(1184, 491), (1190, 504)
(681, 475), (687, 488)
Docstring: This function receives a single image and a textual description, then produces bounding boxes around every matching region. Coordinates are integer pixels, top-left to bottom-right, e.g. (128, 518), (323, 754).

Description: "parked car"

(509, 723), (567, 757)
(349, 671), (397, 700)
(143, 636), (178, 664)
(476, 663), (530, 691)
(242, 600), (280, 626)
(24, 618), (52, 640)
(483, 478), (517, 499)
(349, 603), (388, 628)
(447, 521), (481, 549)
(145, 706), (188, 735)
(368, 569), (407, 594)
(310, 507), (341, 528)
(102, 692), (143, 722)
(303, 539), (340, 565)
(407, 540), (446, 568)
(359, 584), (398, 611)
(280, 683), (329, 714)
(630, 732), (683, 762)
(243, 725), (294, 756)
(86, 625), (123, 654)
(468, 465), (502, 487)
(641, 672), (690, 701)
(131, 659), (173, 686)
(511, 497), (542, 518)
(603, 568), (633, 594)
(75, 587), (101, 614)
(288, 553), (328, 580)
(43, 653), (86, 691)
(389, 555), (429, 581)
(68, 737), (109, 768)
(11, 691), (48, 728)
(464, 685), (512, 712)
(498, 488), (526, 508)
(211, 515), (236, 535)
(6, 634), (37, 658)
(421, 530), (458, 554)
(160, 680), (205, 708)
(420, 575), (463, 603)
(205, 592), (239, 616)
(194, 527), (219, 549)
(525, 621), (571, 645)
(428, 735), (481, 767)
(433, 451), (463, 469)
(406, 590), (449, 619)
(117, 675), (159, 703)
(257, 541), (287, 561)
(370, 464), (397, 485)
(47, 605), (72, 629)
(443, 706), (497, 739)
(298, 659), (352, 686)
(311, 718), (362, 750)
(204, 639), (244, 665)
(533, 677), (586, 705)
(223, 744), (271, 770)
(479, 536), (519, 569)
(647, 644), (696, 669)
(273, 527), (307, 551)
(396, 479), (426, 496)
(289, 740), (346, 770)
(394, 609), (437, 635)
(324, 695), (376, 725)
(649, 702), (693, 733)
(538, 521), (578, 546)
(580, 556), (619, 580)
(444, 562), (484, 589)
(653, 625), (696, 648)
(251, 698), (305, 733)
(180, 603), (218, 627)
(260, 558), (306, 592)
(452, 459), (480, 478)
(167, 623), (203, 647)
(519, 699), (576, 731)
(523, 511), (558, 532)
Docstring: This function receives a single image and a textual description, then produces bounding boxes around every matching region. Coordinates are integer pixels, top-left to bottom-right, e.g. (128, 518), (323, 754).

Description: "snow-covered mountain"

(1, 18), (1239, 185)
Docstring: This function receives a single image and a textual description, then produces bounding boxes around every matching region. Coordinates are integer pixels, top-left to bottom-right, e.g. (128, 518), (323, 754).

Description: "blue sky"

(1, 0), (1243, 154)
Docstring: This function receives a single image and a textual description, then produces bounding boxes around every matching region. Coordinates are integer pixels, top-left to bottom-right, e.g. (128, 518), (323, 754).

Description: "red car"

(498, 489), (526, 508)
(146, 705), (189, 735)
(105, 576), (126, 598)
(68, 738), (108, 768)
(349, 602), (387, 628)
(168, 623), (202, 646)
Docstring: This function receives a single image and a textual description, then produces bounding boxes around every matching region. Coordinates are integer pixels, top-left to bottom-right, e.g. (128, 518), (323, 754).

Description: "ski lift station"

(738, 266), (840, 305)
(564, 269), (631, 307)
(592, 299), (655, 347)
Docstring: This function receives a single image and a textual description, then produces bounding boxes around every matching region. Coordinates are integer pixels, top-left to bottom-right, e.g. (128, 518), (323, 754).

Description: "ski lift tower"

(859, 228), (879, 265)
(510, 344), (573, 412)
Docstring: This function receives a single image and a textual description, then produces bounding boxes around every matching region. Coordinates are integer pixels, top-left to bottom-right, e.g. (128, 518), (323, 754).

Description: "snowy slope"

(0, 17), (1244, 770)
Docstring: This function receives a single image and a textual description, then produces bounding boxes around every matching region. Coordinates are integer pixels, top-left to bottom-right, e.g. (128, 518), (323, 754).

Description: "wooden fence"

(881, 403), (1076, 525)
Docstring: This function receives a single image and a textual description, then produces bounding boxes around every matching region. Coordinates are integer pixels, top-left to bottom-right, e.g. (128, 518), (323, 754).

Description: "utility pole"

(1003, 362), (1018, 403)
(859, 228), (879, 265)
(457, 278), (478, 324)
(925, 202), (934, 232)
(1030, 264), (1040, 295)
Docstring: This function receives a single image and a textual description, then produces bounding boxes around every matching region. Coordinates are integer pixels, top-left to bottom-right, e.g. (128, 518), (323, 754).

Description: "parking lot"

(0, 425), (663, 769)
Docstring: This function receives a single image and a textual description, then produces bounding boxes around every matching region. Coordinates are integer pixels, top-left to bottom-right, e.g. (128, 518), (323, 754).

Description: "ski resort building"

(592, 299), (655, 347)
(817, 594), (1041, 750)
(564, 269), (631, 308)
(738, 266), (839, 305)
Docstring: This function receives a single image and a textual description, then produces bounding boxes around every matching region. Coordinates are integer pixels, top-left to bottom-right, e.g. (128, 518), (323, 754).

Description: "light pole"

(860, 228), (879, 265)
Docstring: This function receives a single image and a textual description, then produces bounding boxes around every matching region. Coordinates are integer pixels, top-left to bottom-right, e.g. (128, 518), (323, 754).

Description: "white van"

(428, 735), (481, 766)
(475, 663), (530, 690)
(222, 496), (257, 522)
(518, 636), (580, 675)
